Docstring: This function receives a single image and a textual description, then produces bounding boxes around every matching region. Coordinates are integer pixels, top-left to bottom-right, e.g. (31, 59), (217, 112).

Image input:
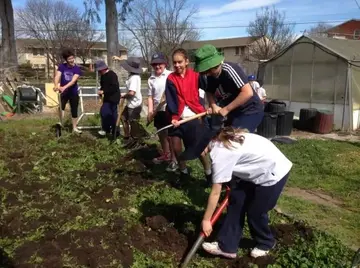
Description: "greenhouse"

(258, 35), (360, 131)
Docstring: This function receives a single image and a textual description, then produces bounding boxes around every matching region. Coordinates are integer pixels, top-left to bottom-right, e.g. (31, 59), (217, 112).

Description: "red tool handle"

(200, 186), (231, 237)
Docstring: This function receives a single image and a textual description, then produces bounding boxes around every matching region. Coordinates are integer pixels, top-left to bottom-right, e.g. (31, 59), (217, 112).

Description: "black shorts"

(168, 118), (204, 149)
(154, 111), (171, 129)
(121, 106), (142, 121)
(60, 93), (79, 118)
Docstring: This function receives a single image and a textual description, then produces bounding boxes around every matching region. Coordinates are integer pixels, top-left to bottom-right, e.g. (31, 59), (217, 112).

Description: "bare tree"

(0, 0), (18, 70)
(247, 6), (294, 60)
(118, 28), (138, 56)
(307, 22), (331, 37)
(120, 0), (200, 67)
(72, 22), (105, 65)
(83, 0), (132, 70)
(16, 0), (85, 67)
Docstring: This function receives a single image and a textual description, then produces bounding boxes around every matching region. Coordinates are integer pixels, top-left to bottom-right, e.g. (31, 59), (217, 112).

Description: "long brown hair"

(214, 127), (248, 149)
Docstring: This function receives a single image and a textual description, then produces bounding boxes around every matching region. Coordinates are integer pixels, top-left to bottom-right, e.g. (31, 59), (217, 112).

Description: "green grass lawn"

(0, 117), (357, 267)
(276, 140), (360, 249)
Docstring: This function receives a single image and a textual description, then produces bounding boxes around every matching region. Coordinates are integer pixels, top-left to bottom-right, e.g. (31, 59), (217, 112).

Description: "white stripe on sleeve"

(222, 63), (245, 88)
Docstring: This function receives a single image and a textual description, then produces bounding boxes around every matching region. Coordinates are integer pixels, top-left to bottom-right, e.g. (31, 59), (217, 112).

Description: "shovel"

(55, 93), (63, 138)
(180, 186), (231, 268)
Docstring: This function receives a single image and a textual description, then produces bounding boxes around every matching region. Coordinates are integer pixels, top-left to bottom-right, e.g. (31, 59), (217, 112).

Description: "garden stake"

(180, 186), (231, 268)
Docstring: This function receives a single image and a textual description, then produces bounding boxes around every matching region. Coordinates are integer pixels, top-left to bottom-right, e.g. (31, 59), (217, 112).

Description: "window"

(354, 29), (360, 39)
(241, 47), (245, 55)
(32, 48), (44, 56)
(235, 47), (239, 55)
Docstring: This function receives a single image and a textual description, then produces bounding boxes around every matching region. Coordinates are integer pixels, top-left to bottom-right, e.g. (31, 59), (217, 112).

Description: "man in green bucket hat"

(194, 44), (264, 133)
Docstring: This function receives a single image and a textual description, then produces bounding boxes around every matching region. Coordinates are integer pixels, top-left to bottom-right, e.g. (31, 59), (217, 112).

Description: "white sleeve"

(128, 75), (140, 93)
(210, 144), (238, 184)
(260, 87), (266, 97)
(147, 78), (153, 96)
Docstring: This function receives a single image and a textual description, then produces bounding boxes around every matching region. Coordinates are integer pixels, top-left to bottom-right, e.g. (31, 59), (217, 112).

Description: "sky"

(12, 0), (360, 44)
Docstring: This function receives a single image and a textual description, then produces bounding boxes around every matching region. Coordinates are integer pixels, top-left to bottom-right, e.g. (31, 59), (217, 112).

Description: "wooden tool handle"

(178, 111), (207, 125)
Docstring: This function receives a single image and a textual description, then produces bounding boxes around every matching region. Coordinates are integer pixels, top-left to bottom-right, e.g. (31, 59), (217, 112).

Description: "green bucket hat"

(194, 44), (224, 73)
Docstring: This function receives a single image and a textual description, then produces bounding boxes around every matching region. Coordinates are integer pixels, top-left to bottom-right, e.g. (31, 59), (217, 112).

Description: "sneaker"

(153, 152), (171, 164)
(98, 130), (106, 136)
(73, 127), (82, 134)
(250, 247), (270, 258)
(166, 161), (178, 172)
(202, 242), (237, 259)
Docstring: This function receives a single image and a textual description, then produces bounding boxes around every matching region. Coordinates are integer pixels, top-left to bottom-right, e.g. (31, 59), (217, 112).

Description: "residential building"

(16, 38), (128, 70)
(182, 36), (262, 75)
(326, 19), (360, 40)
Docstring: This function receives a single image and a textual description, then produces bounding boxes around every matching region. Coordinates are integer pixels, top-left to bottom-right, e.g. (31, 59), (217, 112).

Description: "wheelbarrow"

(180, 186), (231, 268)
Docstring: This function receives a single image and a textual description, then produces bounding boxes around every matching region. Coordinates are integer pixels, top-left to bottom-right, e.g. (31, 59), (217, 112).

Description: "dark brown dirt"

(8, 151), (25, 159)
(146, 215), (170, 231)
(95, 162), (115, 171)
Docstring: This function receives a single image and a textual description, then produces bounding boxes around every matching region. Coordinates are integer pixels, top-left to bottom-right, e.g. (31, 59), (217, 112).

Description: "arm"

(203, 183), (222, 221)
(122, 76), (138, 99)
(147, 79), (154, 114)
(221, 64), (253, 114)
(223, 83), (253, 113)
(61, 74), (80, 91)
(53, 71), (62, 90)
(165, 79), (180, 121)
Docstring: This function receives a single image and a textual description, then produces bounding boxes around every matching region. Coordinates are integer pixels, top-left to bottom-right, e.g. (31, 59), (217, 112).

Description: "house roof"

(16, 38), (127, 51)
(326, 19), (360, 33)
(182, 36), (260, 50)
(265, 35), (360, 63)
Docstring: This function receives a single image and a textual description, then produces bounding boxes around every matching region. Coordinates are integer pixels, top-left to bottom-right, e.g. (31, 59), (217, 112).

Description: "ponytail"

(215, 126), (247, 149)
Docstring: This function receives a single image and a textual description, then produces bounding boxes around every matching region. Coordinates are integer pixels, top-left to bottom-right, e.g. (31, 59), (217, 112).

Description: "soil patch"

(284, 187), (343, 208)
(13, 218), (133, 268)
(8, 151), (25, 159)
(95, 162), (115, 171)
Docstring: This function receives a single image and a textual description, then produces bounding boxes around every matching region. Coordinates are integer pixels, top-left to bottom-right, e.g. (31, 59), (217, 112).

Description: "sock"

(180, 168), (188, 174)
(204, 169), (212, 176)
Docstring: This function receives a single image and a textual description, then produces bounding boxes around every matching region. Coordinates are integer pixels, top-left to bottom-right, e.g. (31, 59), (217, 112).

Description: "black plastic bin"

(276, 111), (294, 136)
(257, 113), (278, 138)
(267, 100), (286, 113)
(299, 108), (318, 131)
(18, 87), (38, 102)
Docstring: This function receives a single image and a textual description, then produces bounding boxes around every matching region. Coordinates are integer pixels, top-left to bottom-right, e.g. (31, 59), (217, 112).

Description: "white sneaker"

(166, 161), (179, 172)
(202, 242), (237, 259)
(250, 247), (269, 258)
(73, 127), (82, 134)
(98, 130), (106, 136)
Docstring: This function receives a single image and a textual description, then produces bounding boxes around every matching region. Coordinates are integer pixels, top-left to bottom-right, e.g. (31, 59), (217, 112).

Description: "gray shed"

(258, 35), (360, 131)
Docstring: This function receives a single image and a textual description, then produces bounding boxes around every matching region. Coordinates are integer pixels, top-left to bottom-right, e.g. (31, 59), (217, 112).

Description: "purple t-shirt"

(58, 63), (82, 95)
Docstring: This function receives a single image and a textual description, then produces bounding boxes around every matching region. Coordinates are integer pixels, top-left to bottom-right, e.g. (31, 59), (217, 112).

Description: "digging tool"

(55, 92), (63, 138)
(154, 111), (208, 137)
(351, 248), (360, 268)
(113, 97), (126, 140)
(180, 186), (231, 268)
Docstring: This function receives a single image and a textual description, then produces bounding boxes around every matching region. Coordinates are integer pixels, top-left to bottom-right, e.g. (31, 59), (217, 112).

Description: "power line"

(14, 19), (348, 32)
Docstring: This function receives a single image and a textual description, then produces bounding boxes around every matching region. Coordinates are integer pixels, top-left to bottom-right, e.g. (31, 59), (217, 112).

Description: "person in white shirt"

(180, 126), (292, 259)
(248, 75), (266, 102)
(147, 52), (175, 165)
(120, 57), (143, 140)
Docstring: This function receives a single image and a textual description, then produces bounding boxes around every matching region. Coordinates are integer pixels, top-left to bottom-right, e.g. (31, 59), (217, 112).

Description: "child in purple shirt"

(54, 48), (82, 133)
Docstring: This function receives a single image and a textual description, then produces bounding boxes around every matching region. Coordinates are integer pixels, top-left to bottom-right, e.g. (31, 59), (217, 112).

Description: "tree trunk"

(0, 0), (18, 69)
(105, 0), (119, 70)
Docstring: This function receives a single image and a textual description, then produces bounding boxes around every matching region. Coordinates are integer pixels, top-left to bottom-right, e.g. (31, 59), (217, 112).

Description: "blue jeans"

(100, 102), (118, 133)
(218, 173), (289, 253)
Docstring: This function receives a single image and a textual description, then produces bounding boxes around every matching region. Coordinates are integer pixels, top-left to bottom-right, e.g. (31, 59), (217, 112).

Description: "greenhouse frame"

(258, 35), (360, 131)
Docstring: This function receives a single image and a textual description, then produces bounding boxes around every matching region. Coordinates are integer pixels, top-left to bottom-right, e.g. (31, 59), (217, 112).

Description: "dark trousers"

(100, 102), (118, 134)
(226, 111), (264, 133)
(217, 173), (289, 253)
(205, 111), (264, 133)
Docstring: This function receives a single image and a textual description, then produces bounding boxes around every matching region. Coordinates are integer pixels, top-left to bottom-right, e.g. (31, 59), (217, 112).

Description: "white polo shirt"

(210, 133), (292, 186)
(250, 81), (267, 100)
(147, 69), (172, 111)
(126, 74), (142, 108)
